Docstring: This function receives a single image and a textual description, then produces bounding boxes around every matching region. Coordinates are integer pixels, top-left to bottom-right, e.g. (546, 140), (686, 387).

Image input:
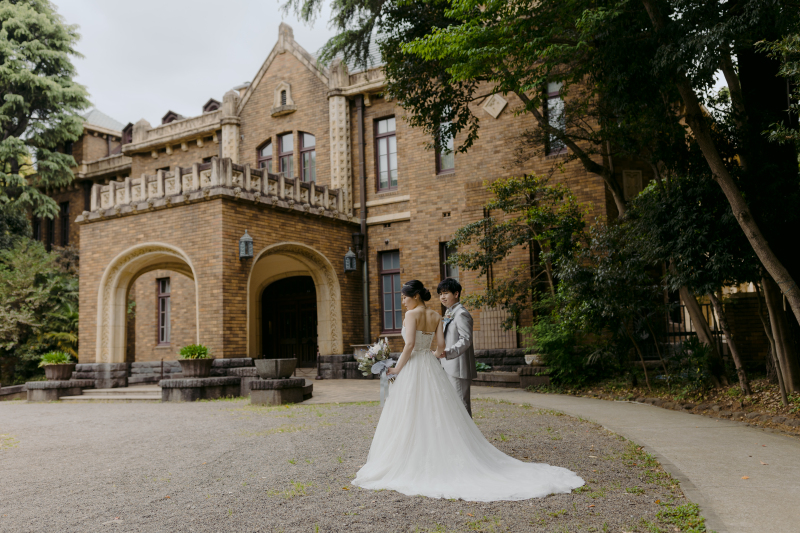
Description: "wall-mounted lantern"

(344, 247), (357, 272)
(239, 230), (254, 260)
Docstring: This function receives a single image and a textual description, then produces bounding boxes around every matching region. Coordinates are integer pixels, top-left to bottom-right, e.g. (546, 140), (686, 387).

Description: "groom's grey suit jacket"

(441, 303), (478, 380)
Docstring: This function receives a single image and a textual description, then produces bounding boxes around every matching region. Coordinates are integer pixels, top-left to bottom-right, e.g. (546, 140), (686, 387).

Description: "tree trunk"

(708, 292), (751, 395)
(625, 325), (651, 391)
(641, 0), (800, 329)
(756, 281), (789, 406)
(762, 276), (800, 393)
(679, 285), (725, 386)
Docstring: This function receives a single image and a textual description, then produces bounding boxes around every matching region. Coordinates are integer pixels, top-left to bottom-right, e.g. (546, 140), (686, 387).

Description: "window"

(436, 123), (455, 174)
(300, 133), (316, 182)
(280, 90), (287, 106)
(64, 141), (73, 156)
(32, 218), (42, 241)
(46, 217), (55, 251)
(59, 202), (70, 246)
(440, 243), (459, 281)
(157, 278), (171, 344)
(278, 133), (293, 177)
(379, 251), (402, 332)
(545, 81), (566, 155)
(257, 141), (273, 171)
(375, 117), (397, 190)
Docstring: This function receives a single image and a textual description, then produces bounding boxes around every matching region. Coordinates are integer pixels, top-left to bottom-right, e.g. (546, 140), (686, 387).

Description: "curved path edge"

(472, 386), (800, 533)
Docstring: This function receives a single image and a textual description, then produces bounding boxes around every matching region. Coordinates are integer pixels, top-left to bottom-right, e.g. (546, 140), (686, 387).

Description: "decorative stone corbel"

(151, 150), (158, 159)
(165, 145), (173, 155)
(181, 142), (188, 152)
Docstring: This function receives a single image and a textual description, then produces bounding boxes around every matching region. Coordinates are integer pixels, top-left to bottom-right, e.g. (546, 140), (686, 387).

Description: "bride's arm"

(433, 318), (446, 359)
(387, 315), (416, 375)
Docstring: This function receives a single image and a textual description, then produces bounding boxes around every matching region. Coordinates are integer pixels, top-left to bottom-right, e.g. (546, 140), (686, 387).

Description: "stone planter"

(254, 358), (297, 379)
(44, 363), (76, 381)
(178, 358), (214, 378)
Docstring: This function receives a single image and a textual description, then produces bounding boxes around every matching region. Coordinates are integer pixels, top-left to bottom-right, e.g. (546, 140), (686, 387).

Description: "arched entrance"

(262, 276), (317, 366)
(246, 242), (343, 358)
(95, 243), (199, 363)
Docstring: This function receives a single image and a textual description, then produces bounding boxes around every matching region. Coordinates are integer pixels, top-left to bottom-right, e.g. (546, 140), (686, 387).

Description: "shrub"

(38, 351), (73, 368)
(178, 344), (212, 360)
(476, 362), (492, 372)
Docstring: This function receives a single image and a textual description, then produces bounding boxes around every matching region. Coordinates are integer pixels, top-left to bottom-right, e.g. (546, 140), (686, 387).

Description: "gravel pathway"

(0, 398), (694, 532)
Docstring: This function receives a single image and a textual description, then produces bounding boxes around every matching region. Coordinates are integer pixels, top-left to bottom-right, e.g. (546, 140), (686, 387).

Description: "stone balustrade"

(78, 157), (352, 224)
(75, 153), (132, 180)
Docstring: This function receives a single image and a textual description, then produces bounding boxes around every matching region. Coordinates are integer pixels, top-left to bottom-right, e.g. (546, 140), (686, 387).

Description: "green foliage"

(178, 344), (212, 360)
(0, 203), (30, 250)
(0, 239), (78, 384)
(758, 33), (800, 153)
(656, 503), (707, 533)
(664, 337), (712, 393)
(448, 174), (585, 325)
(37, 350), (72, 367)
(475, 362), (492, 372)
(0, 0), (90, 217)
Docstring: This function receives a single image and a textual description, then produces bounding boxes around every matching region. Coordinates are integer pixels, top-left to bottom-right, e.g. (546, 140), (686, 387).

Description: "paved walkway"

(303, 379), (800, 533)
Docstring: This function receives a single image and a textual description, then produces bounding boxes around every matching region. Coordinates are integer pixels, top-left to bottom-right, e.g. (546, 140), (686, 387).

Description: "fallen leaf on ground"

(760, 461), (768, 465)
(742, 476), (750, 479)
(165, 496), (170, 499)
(467, 513), (474, 517)
(342, 487), (349, 490)
(588, 505), (595, 508)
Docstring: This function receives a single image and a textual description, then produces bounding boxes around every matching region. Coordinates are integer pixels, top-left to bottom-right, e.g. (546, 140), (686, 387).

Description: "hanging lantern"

(344, 247), (357, 272)
(239, 230), (254, 260)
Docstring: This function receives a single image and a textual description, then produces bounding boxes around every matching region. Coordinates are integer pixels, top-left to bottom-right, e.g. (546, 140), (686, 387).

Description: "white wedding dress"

(352, 326), (585, 501)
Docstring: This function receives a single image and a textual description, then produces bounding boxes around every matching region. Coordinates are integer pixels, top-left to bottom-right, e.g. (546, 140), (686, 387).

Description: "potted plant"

(177, 344), (214, 378)
(39, 351), (77, 381)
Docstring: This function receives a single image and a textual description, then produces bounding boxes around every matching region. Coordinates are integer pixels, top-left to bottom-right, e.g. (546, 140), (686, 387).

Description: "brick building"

(36, 24), (638, 378)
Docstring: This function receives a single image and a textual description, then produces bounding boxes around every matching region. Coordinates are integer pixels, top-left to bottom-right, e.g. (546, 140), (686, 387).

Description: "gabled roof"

(237, 23), (331, 114)
(161, 110), (185, 124)
(82, 108), (125, 133)
(202, 98), (221, 113)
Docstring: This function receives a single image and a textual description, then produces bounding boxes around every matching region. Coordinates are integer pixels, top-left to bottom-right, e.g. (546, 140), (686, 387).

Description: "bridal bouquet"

(356, 338), (393, 377)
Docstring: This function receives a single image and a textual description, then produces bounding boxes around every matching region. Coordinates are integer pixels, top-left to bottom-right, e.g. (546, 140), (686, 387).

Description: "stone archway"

(247, 243), (343, 357)
(96, 243), (200, 363)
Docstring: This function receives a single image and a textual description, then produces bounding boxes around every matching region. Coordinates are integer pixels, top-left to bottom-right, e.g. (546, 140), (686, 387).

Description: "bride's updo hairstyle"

(401, 280), (432, 302)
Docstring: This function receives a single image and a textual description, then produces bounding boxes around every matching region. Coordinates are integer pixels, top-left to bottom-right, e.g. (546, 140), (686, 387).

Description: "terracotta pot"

(178, 358), (214, 378)
(255, 358), (297, 379)
(44, 363), (76, 381)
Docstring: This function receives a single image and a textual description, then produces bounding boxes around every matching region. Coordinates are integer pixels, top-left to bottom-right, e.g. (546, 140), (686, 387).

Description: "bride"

(352, 280), (584, 501)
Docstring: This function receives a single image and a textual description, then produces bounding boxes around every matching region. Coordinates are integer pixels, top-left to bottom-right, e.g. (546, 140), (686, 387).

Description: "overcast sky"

(54, 0), (335, 128)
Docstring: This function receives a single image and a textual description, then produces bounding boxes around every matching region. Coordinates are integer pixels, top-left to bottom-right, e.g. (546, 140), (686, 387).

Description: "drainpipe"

(356, 94), (370, 344)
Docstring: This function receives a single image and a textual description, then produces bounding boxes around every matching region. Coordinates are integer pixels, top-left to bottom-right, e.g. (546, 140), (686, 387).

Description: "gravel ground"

(0, 398), (696, 532)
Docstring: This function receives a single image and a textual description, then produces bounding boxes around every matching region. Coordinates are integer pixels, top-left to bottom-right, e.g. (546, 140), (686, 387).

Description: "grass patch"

(657, 502), (708, 532)
(266, 481), (313, 499)
(626, 486), (645, 494)
(465, 515), (503, 532)
(0, 433), (19, 450)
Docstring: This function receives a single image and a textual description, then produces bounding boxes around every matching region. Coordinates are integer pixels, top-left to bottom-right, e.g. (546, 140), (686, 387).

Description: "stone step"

(61, 386), (161, 402)
(472, 371), (521, 388)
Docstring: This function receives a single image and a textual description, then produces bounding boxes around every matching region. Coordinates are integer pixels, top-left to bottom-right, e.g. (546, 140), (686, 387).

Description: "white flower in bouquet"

(356, 338), (392, 376)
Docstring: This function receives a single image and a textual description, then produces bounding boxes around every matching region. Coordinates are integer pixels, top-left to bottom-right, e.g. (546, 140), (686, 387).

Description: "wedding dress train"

(352, 326), (585, 501)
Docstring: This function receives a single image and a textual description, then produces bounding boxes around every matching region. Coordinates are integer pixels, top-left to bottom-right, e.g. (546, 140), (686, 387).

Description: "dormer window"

(121, 123), (133, 145)
(271, 81), (297, 117)
(202, 98), (221, 113)
(161, 110), (184, 125)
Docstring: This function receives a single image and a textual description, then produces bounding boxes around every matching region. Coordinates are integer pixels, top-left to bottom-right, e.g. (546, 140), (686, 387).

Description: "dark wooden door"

(262, 276), (317, 367)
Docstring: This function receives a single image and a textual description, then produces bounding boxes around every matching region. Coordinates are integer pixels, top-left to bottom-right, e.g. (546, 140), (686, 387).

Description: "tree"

(446, 174), (586, 324)
(0, 0), (89, 218)
(0, 239), (78, 384)
(0, 201), (29, 249)
(291, 0), (800, 327)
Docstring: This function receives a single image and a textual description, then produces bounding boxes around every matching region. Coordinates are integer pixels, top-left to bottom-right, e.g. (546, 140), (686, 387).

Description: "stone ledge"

(318, 354), (355, 364)
(518, 366), (550, 376)
(212, 358), (254, 368)
(76, 363), (130, 372)
(250, 378), (305, 390)
(228, 367), (259, 377)
(26, 380), (95, 390)
(160, 377), (241, 388)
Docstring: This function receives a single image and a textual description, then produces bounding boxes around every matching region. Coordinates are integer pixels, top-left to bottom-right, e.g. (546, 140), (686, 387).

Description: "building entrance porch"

(262, 276), (318, 367)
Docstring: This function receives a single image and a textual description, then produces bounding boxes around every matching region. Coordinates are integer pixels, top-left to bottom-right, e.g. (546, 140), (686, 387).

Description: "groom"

(436, 278), (478, 417)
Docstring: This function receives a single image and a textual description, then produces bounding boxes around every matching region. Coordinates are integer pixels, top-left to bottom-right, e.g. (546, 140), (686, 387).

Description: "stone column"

(220, 90), (241, 164)
(328, 59), (353, 214)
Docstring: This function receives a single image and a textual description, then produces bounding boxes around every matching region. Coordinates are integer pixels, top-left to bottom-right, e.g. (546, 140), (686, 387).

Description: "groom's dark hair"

(437, 278), (462, 298)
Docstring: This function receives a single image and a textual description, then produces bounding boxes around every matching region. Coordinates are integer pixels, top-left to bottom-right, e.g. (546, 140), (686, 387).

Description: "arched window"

(257, 141), (273, 171)
(300, 133), (316, 183)
(278, 133), (293, 177)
